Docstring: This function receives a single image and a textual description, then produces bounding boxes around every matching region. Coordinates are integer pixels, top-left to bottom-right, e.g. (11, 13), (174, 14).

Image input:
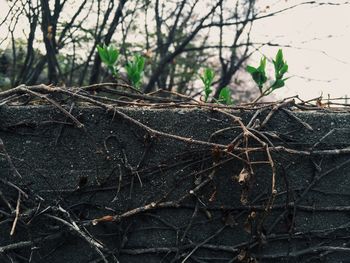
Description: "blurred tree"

(0, 0), (346, 100)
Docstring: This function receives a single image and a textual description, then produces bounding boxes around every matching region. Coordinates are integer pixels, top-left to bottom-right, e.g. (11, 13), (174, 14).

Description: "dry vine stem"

(10, 191), (21, 236)
(0, 83), (350, 262)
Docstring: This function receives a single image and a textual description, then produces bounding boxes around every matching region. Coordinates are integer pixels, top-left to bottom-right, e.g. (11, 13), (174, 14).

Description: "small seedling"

(198, 67), (233, 105)
(218, 86), (233, 105)
(199, 68), (215, 102)
(97, 44), (119, 78)
(246, 57), (267, 93)
(247, 49), (289, 102)
(125, 54), (145, 89)
(271, 49), (289, 91)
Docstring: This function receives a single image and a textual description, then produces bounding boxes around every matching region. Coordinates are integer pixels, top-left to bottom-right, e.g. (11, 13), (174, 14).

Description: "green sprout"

(271, 49), (289, 91)
(246, 57), (267, 93)
(198, 67), (233, 105)
(125, 54), (145, 89)
(199, 68), (215, 102)
(97, 44), (119, 78)
(247, 49), (289, 102)
(218, 86), (233, 105)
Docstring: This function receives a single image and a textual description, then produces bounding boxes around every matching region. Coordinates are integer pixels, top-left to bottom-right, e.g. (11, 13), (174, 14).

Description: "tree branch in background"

(0, 0), (348, 101)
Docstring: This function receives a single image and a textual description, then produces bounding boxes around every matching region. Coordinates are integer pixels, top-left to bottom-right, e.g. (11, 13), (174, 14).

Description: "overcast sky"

(0, 0), (349, 100)
(251, 0), (350, 100)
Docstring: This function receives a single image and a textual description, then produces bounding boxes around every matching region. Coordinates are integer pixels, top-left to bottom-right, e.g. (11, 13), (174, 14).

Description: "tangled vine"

(0, 83), (350, 262)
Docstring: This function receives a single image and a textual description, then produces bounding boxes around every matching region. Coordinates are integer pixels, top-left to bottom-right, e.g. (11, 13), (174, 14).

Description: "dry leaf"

(238, 167), (250, 185)
(237, 249), (246, 261)
(250, 211), (256, 219)
(226, 143), (234, 153)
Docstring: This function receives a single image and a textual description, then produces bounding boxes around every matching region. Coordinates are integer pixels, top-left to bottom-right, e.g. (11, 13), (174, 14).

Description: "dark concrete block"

(0, 106), (349, 262)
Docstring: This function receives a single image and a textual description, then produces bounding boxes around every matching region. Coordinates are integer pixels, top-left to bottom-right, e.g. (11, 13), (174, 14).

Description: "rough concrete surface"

(0, 105), (349, 263)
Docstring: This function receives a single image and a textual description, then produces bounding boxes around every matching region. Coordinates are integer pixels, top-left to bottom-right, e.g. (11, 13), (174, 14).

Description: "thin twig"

(10, 191), (21, 236)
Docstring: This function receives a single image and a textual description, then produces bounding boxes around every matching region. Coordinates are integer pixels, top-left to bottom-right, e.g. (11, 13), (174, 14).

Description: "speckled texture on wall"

(0, 105), (349, 263)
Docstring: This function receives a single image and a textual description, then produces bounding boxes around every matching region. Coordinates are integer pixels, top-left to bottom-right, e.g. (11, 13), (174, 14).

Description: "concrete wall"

(0, 105), (349, 262)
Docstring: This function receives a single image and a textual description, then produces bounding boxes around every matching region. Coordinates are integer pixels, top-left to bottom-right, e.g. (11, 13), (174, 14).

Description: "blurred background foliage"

(0, 0), (345, 101)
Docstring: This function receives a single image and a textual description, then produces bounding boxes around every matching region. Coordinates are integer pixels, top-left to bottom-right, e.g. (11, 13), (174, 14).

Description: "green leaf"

(252, 71), (267, 90)
(271, 79), (285, 91)
(258, 57), (266, 72)
(218, 86), (233, 105)
(280, 63), (288, 75)
(273, 49), (286, 74)
(97, 44), (109, 65)
(200, 68), (215, 102)
(137, 56), (145, 72)
(125, 54), (145, 89)
(107, 46), (119, 65)
(97, 43), (120, 78)
(247, 57), (267, 91)
(204, 87), (212, 102)
(205, 68), (214, 81)
(247, 49), (289, 99)
(246, 65), (257, 74)
(275, 49), (284, 66)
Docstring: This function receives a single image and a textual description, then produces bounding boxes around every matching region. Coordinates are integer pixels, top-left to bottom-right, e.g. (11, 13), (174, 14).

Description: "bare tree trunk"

(40, 0), (65, 84)
(16, 1), (39, 85)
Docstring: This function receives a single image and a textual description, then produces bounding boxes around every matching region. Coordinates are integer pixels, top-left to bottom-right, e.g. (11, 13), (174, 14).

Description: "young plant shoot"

(247, 49), (289, 102)
(246, 57), (267, 94)
(199, 67), (233, 105)
(97, 44), (119, 78)
(218, 86), (233, 105)
(271, 49), (289, 91)
(125, 54), (145, 89)
(199, 68), (215, 103)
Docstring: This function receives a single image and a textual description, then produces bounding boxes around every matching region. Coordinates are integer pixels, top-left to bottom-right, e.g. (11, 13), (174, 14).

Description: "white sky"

(0, 0), (349, 100)
(250, 0), (350, 100)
